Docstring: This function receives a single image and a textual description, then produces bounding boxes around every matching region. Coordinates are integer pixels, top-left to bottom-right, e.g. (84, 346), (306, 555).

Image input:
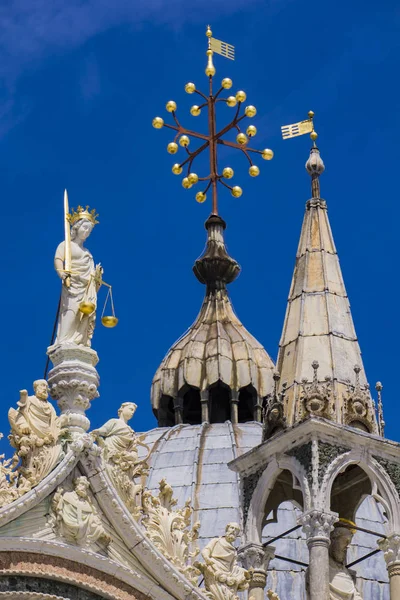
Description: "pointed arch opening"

(329, 464), (389, 594)
(182, 386), (201, 425)
(261, 469), (306, 596)
(157, 395), (175, 427)
(209, 381), (231, 423)
(238, 385), (257, 423)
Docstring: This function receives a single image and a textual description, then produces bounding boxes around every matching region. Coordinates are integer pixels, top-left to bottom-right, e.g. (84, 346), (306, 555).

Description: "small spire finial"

(375, 381), (385, 437)
(305, 113), (324, 199)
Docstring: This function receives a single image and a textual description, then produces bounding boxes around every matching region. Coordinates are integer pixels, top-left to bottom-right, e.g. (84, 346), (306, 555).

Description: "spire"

(275, 145), (378, 435)
(151, 217), (275, 427)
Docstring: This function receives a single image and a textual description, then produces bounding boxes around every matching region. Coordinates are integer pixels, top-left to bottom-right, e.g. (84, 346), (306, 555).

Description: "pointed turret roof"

(274, 145), (378, 434)
(151, 215), (275, 427)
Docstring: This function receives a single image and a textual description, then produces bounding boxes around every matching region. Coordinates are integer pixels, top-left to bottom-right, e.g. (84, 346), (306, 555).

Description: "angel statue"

(53, 193), (102, 347)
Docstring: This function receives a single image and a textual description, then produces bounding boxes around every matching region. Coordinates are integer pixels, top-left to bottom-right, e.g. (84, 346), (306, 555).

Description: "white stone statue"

(50, 476), (110, 547)
(91, 402), (150, 518)
(54, 204), (102, 347)
(328, 521), (363, 599)
(8, 380), (62, 490)
(196, 523), (250, 600)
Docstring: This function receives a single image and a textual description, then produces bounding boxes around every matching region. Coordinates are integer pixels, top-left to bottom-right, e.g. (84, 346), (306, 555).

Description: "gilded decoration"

(141, 478), (201, 584)
(91, 402), (150, 518)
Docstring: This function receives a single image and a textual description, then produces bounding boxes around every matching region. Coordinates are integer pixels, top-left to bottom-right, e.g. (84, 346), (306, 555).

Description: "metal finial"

(152, 27), (273, 216)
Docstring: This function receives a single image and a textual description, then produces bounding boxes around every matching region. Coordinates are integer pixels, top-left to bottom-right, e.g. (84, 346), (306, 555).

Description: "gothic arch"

(319, 450), (400, 530)
(244, 455), (311, 545)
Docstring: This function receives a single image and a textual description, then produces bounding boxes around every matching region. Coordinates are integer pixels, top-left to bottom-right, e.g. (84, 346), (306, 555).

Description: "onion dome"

(151, 215), (275, 427)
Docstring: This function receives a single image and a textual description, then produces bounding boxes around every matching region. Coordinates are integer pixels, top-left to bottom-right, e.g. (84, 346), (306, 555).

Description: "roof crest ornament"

(343, 365), (377, 433)
(299, 360), (333, 421)
(262, 372), (287, 441)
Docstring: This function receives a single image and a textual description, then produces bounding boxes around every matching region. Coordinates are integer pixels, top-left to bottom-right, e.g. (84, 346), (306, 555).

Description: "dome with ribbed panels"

(151, 215), (275, 427)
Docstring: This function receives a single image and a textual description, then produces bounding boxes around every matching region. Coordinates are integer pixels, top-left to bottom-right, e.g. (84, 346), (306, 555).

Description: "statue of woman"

(53, 206), (102, 347)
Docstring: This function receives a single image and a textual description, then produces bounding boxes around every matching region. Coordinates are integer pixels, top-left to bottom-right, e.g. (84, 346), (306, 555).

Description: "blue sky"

(0, 0), (399, 451)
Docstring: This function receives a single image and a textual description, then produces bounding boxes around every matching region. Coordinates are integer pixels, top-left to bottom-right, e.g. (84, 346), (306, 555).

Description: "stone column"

(200, 390), (209, 423)
(231, 390), (239, 424)
(47, 345), (99, 436)
(238, 542), (275, 600)
(300, 510), (337, 600)
(173, 397), (183, 424)
(378, 534), (400, 599)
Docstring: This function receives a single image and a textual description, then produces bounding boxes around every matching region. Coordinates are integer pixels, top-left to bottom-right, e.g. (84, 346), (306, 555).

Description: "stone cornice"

(228, 417), (400, 477)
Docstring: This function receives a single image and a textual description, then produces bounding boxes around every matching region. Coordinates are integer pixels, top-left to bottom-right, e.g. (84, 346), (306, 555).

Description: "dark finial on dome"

(306, 144), (325, 199)
(193, 214), (240, 291)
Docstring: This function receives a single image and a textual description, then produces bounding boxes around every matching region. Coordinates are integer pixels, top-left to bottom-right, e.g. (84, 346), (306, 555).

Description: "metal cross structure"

(152, 25), (274, 216)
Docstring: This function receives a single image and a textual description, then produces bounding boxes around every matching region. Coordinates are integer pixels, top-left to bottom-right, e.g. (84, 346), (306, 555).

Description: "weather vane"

(281, 110), (318, 143)
(152, 25), (274, 215)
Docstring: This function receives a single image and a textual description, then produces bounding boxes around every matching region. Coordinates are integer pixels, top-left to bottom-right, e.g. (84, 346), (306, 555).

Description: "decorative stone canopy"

(275, 146), (378, 435)
(151, 215), (275, 427)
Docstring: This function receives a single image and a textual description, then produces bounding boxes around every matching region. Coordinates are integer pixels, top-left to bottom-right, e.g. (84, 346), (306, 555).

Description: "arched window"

(183, 387), (201, 424)
(209, 382), (231, 423)
(238, 385), (257, 423)
(157, 395), (175, 427)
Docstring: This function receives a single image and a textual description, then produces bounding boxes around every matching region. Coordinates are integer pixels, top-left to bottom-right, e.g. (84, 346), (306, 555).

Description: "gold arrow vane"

(281, 110), (318, 141)
(210, 37), (235, 60)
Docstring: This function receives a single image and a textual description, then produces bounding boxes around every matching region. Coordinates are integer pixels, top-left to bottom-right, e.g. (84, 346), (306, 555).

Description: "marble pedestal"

(47, 344), (99, 435)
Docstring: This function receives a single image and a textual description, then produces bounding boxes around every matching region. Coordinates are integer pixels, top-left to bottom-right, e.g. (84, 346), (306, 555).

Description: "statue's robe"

(201, 537), (248, 600)
(55, 238), (97, 346)
(59, 491), (106, 546)
(14, 395), (58, 441)
(95, 418), (137, 458)
(329, 557), (363, 600)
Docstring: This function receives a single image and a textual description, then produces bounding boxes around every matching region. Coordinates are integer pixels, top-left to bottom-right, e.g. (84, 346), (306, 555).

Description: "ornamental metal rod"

(346, 548), (381, 569)
(274, 554), (309, 568)
(263, 524), (302, 547)
(152, 25), (274, 211)
(339, 522), (387, 539)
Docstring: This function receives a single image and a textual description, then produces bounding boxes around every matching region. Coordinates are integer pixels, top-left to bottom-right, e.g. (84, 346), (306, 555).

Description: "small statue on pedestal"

(196, 523), (250, 600)
(92, 402), (150, 517)
(53, 196), (102, 348)
(8, 379), (62, 491)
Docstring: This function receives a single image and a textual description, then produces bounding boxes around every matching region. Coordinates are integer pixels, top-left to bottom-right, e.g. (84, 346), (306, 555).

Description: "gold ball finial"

(249, 165), (260, 177)
(190, 105), (201, 116)
(236, 133), (248, 146)
(196, 191), (207, 203)
(262, 148), (274, 160)
(172, 163), (182, 175)
(231, 186), (243, 198)
(247, 125), (257, 137)
(226, 96), (237, 107)
(166, 100), (177, 113)
(236, 90), (247, 103)
(222, 167), (234, 179)
(179, 135), (190, 147)
(185, 82), (196, 94)
(206, 25), (212, 38)
(308, 110), (315, 118)
(310, 131), (318, 141)
(188, 173), (199, 184)
(167, 142), (179, 155)
(245, 105), (257, 118)
(152, 117), (164, 129)
(182, 177), (192, 189)
(222, 78), (233, 89)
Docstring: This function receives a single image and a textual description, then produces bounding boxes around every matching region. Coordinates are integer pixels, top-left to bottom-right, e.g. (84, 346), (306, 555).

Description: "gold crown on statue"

(67, 205), (99, 226)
